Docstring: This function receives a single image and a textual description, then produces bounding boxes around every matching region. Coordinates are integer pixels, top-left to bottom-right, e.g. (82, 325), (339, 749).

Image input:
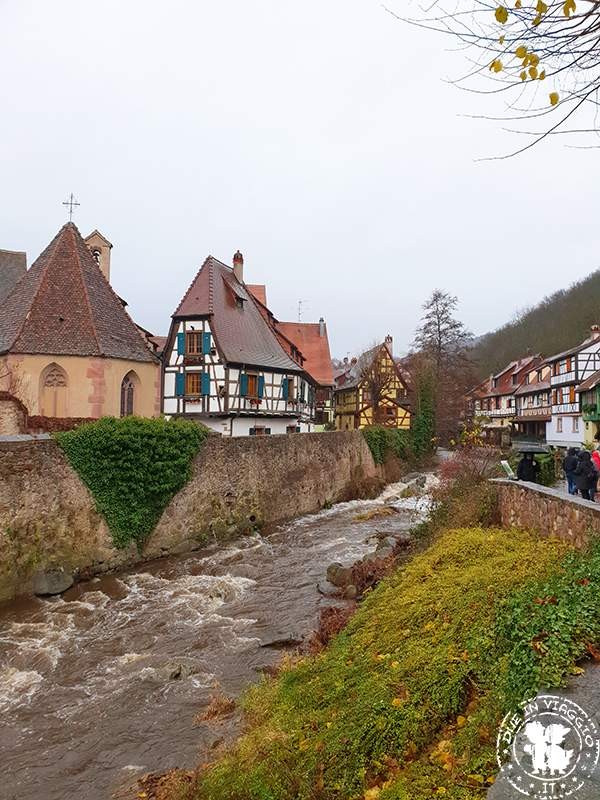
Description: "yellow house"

(0, 222), (160, 431)
(334, 337), (411, 431)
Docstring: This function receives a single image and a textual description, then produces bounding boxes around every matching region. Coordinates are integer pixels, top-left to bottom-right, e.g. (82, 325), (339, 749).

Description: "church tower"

(84, 229), (112, 283)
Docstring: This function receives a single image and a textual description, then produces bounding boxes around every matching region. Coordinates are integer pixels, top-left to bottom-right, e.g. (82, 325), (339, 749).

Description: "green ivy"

(362, 425), (411, 465)
(55, 417), (208, 549)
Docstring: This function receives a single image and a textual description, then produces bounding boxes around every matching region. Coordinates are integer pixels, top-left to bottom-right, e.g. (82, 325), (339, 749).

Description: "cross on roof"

(62, 193), (80, 222)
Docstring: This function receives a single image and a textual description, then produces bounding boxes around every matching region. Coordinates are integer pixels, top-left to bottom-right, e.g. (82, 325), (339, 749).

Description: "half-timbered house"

(162, 252), (316, 436)
(333, 338), (410, 431)
(513, 363), (551, 443)
(471, 355), (542, 445)
(547, 326), (600, 446)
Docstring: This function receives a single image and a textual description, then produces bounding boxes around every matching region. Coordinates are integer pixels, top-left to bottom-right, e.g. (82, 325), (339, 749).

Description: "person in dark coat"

(574, 450), (597, 501)
(517, 453), (539, 483)
(563, 447), (579, 495)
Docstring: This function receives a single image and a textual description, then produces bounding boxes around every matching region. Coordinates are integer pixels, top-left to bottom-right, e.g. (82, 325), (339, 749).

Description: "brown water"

(0, 479), (433, 800)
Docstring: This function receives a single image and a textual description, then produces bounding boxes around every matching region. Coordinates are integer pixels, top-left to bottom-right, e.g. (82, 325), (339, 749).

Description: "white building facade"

(546, 327), (600, 447)
(162, 253), (316, 436)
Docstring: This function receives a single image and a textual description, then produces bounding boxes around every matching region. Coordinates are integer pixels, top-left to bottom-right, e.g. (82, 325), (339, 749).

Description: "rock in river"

(326, 562), (354, 588)
(32, 567), (74, 596)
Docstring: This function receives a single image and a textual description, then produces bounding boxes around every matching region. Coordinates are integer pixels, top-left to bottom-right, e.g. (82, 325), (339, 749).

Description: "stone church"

(0, 222), (160, 433)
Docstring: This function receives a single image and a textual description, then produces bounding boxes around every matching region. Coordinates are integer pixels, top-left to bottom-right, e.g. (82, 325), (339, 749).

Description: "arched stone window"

(40, 363), (68, 417)
(120, 371), (139, 417)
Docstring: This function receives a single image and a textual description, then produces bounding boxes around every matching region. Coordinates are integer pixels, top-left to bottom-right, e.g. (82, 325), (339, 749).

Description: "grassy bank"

(167, 522), (600, 800)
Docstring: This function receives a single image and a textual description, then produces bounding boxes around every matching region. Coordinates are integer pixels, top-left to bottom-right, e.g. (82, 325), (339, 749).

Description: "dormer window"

(236, 297), (244, 309)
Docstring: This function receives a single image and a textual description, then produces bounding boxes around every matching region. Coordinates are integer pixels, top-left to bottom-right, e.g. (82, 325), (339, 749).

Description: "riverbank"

(0, 430), (403, 602)
(0, 473), (431, 800)
(149, 454), (600, 800)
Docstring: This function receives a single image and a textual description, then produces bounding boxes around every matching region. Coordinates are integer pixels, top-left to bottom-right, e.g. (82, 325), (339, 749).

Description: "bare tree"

(357, 344), (399, 424)
(412, 290), (475, 442)
(391, 1), (600, 156)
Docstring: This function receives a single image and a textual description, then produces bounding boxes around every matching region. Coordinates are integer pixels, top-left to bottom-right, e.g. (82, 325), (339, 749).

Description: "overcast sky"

(1, 0), (598, 359)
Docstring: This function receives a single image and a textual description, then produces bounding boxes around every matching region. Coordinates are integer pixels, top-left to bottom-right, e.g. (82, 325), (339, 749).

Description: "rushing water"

(0, 478), (435, 800)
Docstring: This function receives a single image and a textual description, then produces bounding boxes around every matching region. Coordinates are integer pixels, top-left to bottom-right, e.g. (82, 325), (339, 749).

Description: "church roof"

(276, 321), (334, 387)
(0, 249), (27, 304)
(173, 256), (302, 371)
(0, 223), (157, 362)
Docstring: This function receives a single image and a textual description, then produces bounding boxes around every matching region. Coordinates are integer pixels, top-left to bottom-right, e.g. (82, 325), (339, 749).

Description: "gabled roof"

(334, 342), (406, 392)
(276, 321), (334, 387)
(481, 354), (542, 397)
(0, 223), (156, 362)
(577, 369), (600, 393)
(247, 284), (267, 306)
(85, 229), (113, 248)
(546, 332), (600, 363)
(172, 256), (302, 372)
(0, 249), (26, 304)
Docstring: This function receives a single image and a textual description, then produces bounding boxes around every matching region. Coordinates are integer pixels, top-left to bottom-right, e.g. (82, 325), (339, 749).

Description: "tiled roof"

(247, 284), (267, 306)
(149, 335), (168, 355)
(547, 333), (600, 362)
(577, 369), (600, 393)
(0, 249), (26, 304)
(276, 321), (334, 387)
(513, 378), (551, 396)
(0, 223), (157, 363)
(172, 256), (302, 372)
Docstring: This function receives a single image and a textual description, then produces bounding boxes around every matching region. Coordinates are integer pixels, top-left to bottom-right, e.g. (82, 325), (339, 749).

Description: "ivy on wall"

(55, 417), (208, 549)
(362, 425), (411, 465)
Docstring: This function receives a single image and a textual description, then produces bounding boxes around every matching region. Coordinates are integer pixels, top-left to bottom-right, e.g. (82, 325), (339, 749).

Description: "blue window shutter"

(240, 373), (248, 397)
(282, 378), (289, 400)
(202, 332), (211, 354)
(177, 332), (185, 355)
(175, 372), (185, 396)
(258, 375), (265, 398)
(201, 371), (210, 396)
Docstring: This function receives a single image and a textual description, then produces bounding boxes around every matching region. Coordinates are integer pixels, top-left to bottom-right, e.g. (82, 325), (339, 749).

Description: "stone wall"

(494, 479), (600, 548)
(0, 431), (392, 602)
(0, 394), (27, 435)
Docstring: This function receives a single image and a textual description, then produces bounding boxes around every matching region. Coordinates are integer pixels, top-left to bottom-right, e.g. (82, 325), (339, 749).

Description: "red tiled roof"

(0, 223), (156, 362)
(276, 321), (334, 387)
(577, 369), (600, 393)
(247, 284), (267, 306)
(172, 256), (302, 372)
(149, 335), (168, 355)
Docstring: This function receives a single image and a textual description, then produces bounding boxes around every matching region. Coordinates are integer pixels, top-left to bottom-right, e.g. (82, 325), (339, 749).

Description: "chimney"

(591, 324), (600, 339)
(233, 250), (244, 283)
(384, 334), (393, 353)
(319, 317), (326, 337)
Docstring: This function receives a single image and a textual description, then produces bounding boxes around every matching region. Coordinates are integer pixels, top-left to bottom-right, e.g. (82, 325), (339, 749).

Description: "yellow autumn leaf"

(529, 66), (539, 79)
(499, 35), (505, 44)
(495, 5), (509, 23)
(515, 0), (522, 6)
(457, 715), (467, 728)
(533, 13), (542, 25)
(390, 660), (400, 669)
(539, 70), (546, 80)
(563, 0), (576, 15)
(570, 665), (585, 675)
(486, 776), (496, 785)
(392, 697), (404, 707)
(364, 789), (381, 800)
(436, 790), (447, 796)
(549, 91), (560, 105)
(536, 0), (548, 12)
(467, 774), (485, 786)
(520, 70), (527, 81)
(515, 45), (527, 59)
(529, 53), (540, 66)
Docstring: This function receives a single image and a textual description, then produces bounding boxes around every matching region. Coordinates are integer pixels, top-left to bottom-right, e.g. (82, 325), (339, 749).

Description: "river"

(0, 477), (434, 800)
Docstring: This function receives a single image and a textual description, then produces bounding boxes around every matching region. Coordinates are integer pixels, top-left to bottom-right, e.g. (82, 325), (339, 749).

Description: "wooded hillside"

(471, 270), (600, 378)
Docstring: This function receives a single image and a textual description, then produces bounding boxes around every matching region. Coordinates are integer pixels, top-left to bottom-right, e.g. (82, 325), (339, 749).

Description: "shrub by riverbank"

(55, 417), (208, 549)
(165, 522), (600, 800)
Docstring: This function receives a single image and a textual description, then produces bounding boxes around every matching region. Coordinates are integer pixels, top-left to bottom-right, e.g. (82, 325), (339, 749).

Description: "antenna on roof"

(62, 193), (80, 222)
(298, 299), (308, 322)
